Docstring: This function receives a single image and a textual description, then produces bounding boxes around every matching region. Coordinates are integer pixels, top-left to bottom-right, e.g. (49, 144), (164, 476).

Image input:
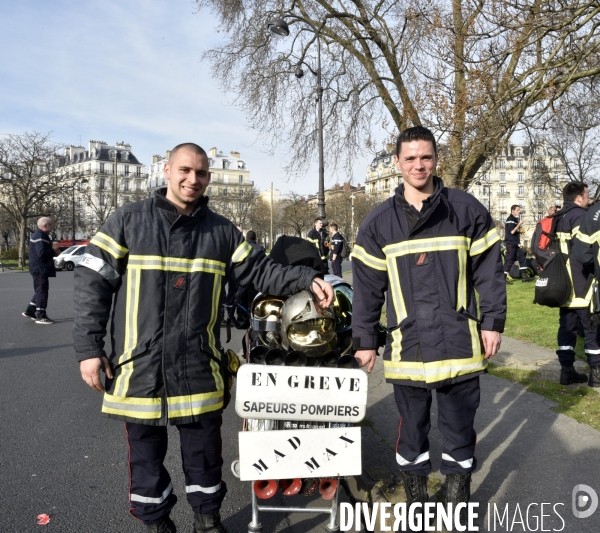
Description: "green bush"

(0, 248), (20, 260)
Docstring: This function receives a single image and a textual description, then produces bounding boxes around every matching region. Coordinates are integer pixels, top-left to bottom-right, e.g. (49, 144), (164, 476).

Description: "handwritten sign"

(239, 427), (361, 481)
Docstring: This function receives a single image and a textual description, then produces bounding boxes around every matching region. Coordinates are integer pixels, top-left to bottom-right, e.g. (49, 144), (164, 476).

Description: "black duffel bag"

(533, 252), (572, 308)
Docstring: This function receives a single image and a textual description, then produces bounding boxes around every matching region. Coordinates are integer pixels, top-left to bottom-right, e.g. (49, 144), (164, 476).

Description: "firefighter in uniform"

(307, 217), (329, 274)
(572, 187), (600, 387)
(552, 182), (600, 387)
(352, 127), (505, 528)
(73, 143), (333, 533)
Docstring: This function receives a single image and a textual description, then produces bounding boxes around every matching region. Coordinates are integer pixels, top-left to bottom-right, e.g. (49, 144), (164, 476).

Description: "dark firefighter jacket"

(73, 189), (318, 426)
(351, 177), (506, 389)
(574, 203), (600, 291)
(307, 227), (328, 262)
(555, 202), (594, 308)
(29, 228), (56, 277)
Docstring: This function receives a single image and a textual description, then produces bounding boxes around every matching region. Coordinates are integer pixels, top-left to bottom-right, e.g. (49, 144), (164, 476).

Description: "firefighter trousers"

(557, 307), (600, 367)
(126, 416), (227, 524)
(393, 377), (480, 477)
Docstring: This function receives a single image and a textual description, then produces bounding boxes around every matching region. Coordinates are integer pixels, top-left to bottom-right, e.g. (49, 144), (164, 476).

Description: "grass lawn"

(503, 279), (585, 359)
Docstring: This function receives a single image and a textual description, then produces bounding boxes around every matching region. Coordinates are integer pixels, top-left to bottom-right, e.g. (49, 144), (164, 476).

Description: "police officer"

(352, 127), (505, 527)
(74, 143), (334, 533)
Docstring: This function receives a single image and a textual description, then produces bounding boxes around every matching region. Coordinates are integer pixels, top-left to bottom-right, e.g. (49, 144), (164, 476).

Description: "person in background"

(329, 223), (344, 277)
(503, 205), (528, 283)
(22, 217), (60, 325)
(307, 217), (329, 274)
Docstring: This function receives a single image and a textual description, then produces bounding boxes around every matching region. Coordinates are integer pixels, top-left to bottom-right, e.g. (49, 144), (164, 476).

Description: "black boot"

(146, 516), (177, 533)
(445, 473), (471, 528)
(560, 365), (587, 385)
(400, 471), (428, 531)
(194, 511), (228, 533)
(589, 366), (600, 388)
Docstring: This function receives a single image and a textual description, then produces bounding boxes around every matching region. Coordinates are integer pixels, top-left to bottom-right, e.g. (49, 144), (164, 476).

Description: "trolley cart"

(235, 363), (368, 533)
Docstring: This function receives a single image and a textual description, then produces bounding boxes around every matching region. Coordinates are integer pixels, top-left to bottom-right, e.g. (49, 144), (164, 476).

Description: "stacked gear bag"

(533, 206), (577, 307)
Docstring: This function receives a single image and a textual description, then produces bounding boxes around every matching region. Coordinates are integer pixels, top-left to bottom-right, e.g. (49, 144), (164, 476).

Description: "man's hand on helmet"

(310, 277), (334, 308)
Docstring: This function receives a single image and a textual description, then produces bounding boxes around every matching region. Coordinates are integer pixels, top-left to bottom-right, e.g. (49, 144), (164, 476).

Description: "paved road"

(0, 271), (351, 533)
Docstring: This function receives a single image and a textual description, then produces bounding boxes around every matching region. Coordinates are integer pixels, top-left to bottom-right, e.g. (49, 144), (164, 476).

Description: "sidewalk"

(341, 270), (600, 531)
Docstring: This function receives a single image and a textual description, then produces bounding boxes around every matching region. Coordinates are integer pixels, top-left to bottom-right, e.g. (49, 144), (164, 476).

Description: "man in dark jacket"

(74, 143), (333, 533)
(352, 127), (505, 526)
(503, 205), (528, 283)
(307, 217), (329, 273)
(328, 223), (344, 277)
(557, 182), (600, 387)
(23, 217), (59, 325)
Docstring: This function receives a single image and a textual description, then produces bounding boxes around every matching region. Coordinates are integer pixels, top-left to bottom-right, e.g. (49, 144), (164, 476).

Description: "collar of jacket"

(556, 201), (580, 215)
(153, 187), (209, 218)
(394, 176), (452, 231)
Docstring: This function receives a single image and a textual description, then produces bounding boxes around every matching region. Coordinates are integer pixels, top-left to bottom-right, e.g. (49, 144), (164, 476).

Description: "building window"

(554, 173), (559, 183)
(98, 177), (105, 190)
(537, 212), (543, 221)
(124, 165), (130, 176)
(99, 194), (105, 206)
(499, 199), (507, 211)
(554, 187), (560, 196)
(239, 175), (243, 184)
(535, 185), (544, 195)
(518, 173), (524, 183)
(238, 161), (244, 169)
(222, 160), (229, 169)
(136, 167), (141, 176)
(499, 173), (506, 183)
(135, 180), (141, 191)
(517, 160), (523, 168)
(518, 185), (524, 196)
(498, 160), (505, 168)
(553, 160), (559, 168)
(207, 187), (212, 196)
(516, 148), (522, 157)
(500, 185), (506, 195)
(100, 163), (105, 173)
(123, 179), (130, 191)
(223, 188), (228, 196)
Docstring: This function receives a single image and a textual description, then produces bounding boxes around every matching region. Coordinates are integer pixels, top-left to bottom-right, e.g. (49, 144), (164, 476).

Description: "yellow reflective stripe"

(91, 232), (129, 259)
(232, 241), (252, 264)
(383, 236), (470, 257)
(167, 390), (223, 418)
(577, 230), (597, 244)
(352, 244), (387, 271)
(102, 393), (162, 419)
(388, 258), (406, 363)
(383, 356), (486, 383)
(207, 275), (224, 391)
(128, 255), (226, 275)
(113, 267), (141, 397)
(470, 229), (500, 257)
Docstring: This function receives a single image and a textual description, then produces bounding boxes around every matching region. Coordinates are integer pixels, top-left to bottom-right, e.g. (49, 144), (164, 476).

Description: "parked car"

(54, 244), (87, 271)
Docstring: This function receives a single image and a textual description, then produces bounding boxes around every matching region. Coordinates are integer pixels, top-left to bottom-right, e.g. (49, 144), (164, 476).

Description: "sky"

(0, 0), (374, 195)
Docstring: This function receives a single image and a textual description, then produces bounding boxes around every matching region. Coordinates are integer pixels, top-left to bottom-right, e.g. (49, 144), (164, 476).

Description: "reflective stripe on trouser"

(31, 274), (49, 317)
(126, 417), (226, 523)
(557, 307), (600, 367)
(394, 377), (480, 476)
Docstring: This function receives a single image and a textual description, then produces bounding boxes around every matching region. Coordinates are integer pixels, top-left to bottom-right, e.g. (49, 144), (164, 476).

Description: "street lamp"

(72, 178), (88, 245)
(475, 180), (491, 218)
(268, 15), (327, 224)
(349, 194), (356, 248)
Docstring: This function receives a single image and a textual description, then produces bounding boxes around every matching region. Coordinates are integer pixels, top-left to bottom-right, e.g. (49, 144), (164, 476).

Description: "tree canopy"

(196, 0), (600, 189)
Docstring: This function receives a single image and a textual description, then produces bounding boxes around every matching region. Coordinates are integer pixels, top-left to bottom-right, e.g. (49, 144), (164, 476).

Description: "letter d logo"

(572, 484), (598, 518)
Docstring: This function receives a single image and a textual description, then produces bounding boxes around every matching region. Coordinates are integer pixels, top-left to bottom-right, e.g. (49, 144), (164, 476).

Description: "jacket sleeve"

(229, 231), (318, 296)
(351, 221), (388, 350)
(574, 205), (600, 266)
(73, 211), (128, 362)
(469, 207), (506, 332)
